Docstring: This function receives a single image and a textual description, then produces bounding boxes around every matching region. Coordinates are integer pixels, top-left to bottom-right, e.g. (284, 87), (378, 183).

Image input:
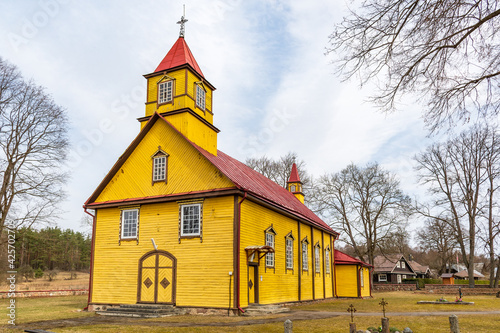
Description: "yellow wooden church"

(84, 21), (369, 314)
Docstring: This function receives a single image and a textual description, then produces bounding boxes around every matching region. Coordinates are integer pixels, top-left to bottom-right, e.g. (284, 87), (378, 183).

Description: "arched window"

(285, 232), (295, 270)
(301, 237), (309, 271)
(265, 226), (277, 267)
(152, 148), (169, 183)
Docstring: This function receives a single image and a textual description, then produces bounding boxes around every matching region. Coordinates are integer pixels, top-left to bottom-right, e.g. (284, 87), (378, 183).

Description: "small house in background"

(373, 254), (416, 283)
(334, 250), (372, 297)
(408, 260), (431, 279)
(453, 269), (485, 280)
(441, 273), (455, 285)
(446, 264), (485, 281)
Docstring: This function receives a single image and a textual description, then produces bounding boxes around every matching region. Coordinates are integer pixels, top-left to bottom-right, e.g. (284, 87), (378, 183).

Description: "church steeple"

(140, 14), (218, 155)
(287, 163), (305, 204)
(153, 37), (205, 78)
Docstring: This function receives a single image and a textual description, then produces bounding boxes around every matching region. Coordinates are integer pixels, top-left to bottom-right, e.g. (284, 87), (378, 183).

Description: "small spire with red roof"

(287, 163), (305, 204)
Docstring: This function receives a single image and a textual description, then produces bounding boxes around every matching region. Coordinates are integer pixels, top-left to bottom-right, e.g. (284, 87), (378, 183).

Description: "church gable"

(89, 115), (234, 205)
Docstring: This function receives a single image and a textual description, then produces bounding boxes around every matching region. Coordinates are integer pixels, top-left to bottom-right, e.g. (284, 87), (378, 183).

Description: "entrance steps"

(96, 304), (179, 318)
(243, 304), (290, 316)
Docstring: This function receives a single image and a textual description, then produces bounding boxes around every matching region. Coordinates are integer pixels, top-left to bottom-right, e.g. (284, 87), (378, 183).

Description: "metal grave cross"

(347, 304), (357, 322)
(379, 298), (388, 317)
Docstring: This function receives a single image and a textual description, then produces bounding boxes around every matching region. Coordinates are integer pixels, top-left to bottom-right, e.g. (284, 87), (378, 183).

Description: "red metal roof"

(288, 163), (301, 183)
(195, 148), (336, 234)
(334, 250), (372, 267)
(154, 37), (204, 77)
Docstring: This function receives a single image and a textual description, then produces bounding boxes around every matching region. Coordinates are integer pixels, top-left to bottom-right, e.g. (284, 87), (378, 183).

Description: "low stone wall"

(373, 283), (417, 291)
(0, 289), (88, 299)
(423, 284), (500, 295)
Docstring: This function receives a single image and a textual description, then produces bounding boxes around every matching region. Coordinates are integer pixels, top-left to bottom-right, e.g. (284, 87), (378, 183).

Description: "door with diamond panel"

(248, 263), (258, 304)
(138, 250), (176, 304)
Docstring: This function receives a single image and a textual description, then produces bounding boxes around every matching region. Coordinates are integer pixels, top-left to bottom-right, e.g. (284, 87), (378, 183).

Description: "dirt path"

(9, 310), (500, 331)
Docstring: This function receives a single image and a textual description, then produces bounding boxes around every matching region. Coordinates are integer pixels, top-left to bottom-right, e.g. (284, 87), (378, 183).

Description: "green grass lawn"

(1, 295), (92, 327)
(1, 291), (499, 332)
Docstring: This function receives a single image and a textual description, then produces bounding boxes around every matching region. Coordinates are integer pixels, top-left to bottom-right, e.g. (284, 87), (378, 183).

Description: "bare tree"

(480, 127), (500, 287)
(0, 57), (69, 238)
(245, 151), (312, 190)
(415, 125), (499, 287)
(377, 225), (411, 258)
(328, 1), (500, 132)
(417, 218), (459, 274)
(311, 163), (412, 265)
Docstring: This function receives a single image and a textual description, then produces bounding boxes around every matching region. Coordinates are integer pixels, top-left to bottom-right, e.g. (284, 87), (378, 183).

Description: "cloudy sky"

(0, 0), (435, 233)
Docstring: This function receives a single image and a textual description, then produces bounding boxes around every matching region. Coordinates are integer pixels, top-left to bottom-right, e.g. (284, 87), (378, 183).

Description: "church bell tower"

(139, 13), (219, 155)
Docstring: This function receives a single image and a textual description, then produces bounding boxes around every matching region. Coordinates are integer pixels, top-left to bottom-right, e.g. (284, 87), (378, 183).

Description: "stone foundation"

(88, 303), (238, 316)
(422, 285), (500, 295)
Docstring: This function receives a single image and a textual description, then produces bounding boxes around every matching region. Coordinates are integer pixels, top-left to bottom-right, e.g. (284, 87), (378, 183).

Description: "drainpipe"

(333, 234), (338, 297)
(357, 265), (361, 298)
(83, 207), (96, 311)
(236, 191), (247, 314)
(369, 266), (375, 297)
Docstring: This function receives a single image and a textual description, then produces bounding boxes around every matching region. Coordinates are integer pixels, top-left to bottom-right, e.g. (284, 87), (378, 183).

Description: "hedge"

(403, 278), (490, 287)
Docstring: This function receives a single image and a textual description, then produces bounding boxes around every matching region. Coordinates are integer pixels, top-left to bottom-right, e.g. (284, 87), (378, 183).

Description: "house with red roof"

(334, 250), (372, 298)
(84, 18), (342, 314)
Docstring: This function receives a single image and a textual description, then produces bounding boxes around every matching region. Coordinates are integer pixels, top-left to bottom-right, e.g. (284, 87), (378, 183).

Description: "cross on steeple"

(177, 5), (188, 37)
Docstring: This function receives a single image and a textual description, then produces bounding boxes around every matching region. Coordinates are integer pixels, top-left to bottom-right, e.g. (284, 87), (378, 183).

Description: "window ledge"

(180, 235), (201, 239)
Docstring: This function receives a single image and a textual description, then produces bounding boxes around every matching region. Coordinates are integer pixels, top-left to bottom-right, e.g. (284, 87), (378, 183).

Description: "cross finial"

(177, 5), (188, 37)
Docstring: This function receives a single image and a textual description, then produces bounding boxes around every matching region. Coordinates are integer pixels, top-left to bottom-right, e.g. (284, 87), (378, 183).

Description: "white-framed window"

(286, 238), (293, 269)
(153, 155), (167, 182)
(397, 274), (402, 284)
(325, 249), (331, 274)
(290, 185), (296, 192)
(180, 203), (201, 236)
(196, 84), (206, 110)
(378, 274), (387, 282)
(360, 269), (364, 287)
(315, 244), (320, 273)
(302, 241), (309, 271)
(121, 209), (138, 239)
(402, 274), (407, 280)
(396, 261), (401, 268)
(265, 232), (275, 267)
(401, 261), (405, 269)
(158, 80), (173, 104)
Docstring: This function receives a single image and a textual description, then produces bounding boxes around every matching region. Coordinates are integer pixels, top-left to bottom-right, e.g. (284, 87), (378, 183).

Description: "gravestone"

(449, 314), (460, 333)
(381, 317), (389, 333)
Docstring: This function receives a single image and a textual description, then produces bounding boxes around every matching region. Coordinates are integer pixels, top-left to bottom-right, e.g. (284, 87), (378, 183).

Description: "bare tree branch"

(328, 0), (500, 132)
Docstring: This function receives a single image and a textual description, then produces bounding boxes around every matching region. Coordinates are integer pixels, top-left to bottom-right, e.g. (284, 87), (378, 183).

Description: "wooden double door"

(138, 250), (176, 304)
